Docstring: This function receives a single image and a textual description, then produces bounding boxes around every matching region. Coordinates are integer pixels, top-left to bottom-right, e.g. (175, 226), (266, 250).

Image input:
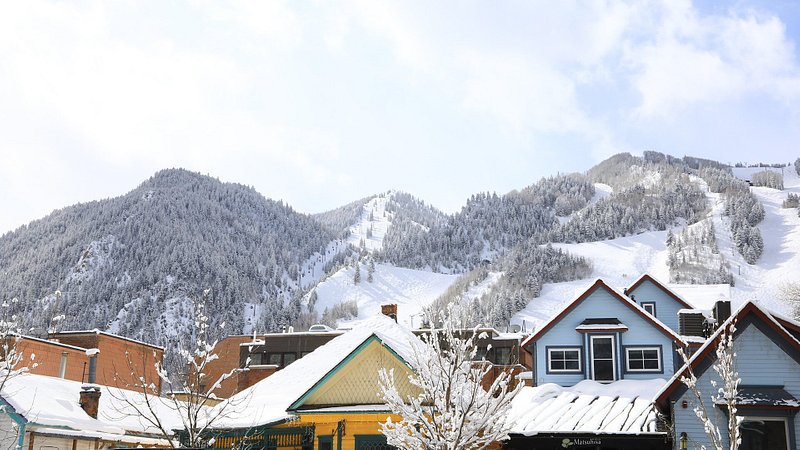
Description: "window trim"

(740, 416), (791, 450)
(590, 335), (616, 382)
(546, 346), (582, 374)
(624, 345), (663, 373)
(641, 302), (657, 316)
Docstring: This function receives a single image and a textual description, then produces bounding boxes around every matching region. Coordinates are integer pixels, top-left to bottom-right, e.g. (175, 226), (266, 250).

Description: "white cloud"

(626, 2), (800, 118)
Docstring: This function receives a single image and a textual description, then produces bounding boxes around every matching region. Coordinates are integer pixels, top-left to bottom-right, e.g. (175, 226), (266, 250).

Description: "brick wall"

(49, 332), (164, 391)
(15, 337), (88, 382)
(203, 335), (254, 398)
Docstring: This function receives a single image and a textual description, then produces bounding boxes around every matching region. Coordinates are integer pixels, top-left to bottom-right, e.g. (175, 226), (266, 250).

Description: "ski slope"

(311, 262), (459, 329)
(307, 167), (800, 333)
(513, 166), (800, 330)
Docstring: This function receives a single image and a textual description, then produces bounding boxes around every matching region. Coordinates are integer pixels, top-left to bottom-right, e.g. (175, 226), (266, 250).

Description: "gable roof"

(626, 274), (693, 310)
(521, 279), (684, 349)
(1, 373), (181, 445)
(655, 301), (800, 405)
(209, 314), (421, 429)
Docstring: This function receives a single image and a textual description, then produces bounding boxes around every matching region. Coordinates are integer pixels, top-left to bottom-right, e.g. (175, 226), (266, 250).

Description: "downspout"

(337, 420), (343, 450)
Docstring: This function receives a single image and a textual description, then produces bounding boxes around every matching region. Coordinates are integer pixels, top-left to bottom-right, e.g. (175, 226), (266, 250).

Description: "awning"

(715, 386), (800, 409)
(575, 318), (628, 333)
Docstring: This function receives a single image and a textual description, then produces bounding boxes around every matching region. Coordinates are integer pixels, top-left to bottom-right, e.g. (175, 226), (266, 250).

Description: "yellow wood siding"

(295, 412), (402, 450)
(303, 340), (418, 406)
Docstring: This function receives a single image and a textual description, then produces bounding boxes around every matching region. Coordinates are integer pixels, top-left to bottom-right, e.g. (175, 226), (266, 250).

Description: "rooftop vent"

(679, 310), (706, 337)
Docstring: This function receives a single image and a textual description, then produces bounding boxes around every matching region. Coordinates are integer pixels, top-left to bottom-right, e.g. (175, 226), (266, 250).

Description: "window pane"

(594, 360), (614, 381)
(741, 420), (787, 450)
(552, 350), (564, 360)
(592, 338), (613, 358)
(496, 347), (512, 365)
(283, 352), (296, 366)
(644, 359), (659, 369)
(268, 353), (282, 366)
(565, 360), (579, 370)
(643, 349), (658, 360)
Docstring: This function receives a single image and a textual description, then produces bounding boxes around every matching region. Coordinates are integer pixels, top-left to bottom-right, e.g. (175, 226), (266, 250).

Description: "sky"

(1, 0), (799, 235)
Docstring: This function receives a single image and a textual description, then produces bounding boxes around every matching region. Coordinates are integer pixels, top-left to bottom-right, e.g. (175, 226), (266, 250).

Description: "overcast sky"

(1, 1), (799, 234)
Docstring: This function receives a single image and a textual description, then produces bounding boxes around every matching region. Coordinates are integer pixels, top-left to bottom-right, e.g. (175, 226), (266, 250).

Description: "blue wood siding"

(534, 287), (675, 385)
(628, 279), (685, 333)
(673, 321), (800, 449)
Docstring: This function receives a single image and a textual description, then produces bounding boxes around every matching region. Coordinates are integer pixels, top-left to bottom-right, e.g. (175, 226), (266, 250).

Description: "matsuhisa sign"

(561, 437), (603, 448)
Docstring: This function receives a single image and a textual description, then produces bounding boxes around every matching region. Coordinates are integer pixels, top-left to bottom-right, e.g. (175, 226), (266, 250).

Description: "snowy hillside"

(512, 164), (800, 331)
(344, 194), (392, 252)
(308, 263), (459, 329)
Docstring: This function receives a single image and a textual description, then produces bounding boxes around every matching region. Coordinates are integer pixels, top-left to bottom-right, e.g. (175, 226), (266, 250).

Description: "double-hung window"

(547, 347), (581, 373)
(625, 347), (661, 372)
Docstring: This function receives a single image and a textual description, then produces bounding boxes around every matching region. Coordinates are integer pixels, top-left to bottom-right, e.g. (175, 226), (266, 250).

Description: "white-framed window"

(547, 347), (581, 373)
(625, 346), (661, 372)
(741, 417), (790, 450)
(590, 335), (616, 381)
(641, 302), (656, 316)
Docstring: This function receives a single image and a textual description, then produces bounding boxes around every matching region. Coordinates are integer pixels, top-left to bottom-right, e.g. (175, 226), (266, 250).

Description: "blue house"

(625, 273), (695, 334)
(656, 301), (800, 450)
(522, 279), (686, 386)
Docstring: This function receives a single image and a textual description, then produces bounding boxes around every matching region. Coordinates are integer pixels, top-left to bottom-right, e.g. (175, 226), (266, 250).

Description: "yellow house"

(207, 314), (421, 450)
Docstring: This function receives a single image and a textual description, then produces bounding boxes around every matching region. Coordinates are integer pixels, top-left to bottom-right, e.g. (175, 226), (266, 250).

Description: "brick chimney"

(79, 385), (101, 418)
(381, 304), (398, 322)
(79, 348), (101, 418)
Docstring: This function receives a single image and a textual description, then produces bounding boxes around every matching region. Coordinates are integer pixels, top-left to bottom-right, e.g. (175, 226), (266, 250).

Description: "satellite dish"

(510, 324), (522, 333)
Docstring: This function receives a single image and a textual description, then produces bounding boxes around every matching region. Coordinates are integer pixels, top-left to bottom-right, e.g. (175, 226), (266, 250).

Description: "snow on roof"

(210, 314), (421, 429)
(655, 301), (800, 403)
(668, 283), (730, 310)
(1, 373), (182, 442)
(50, 329), (165, 350)
(507, 379), (667, 436)
(524, 279), (684, 348)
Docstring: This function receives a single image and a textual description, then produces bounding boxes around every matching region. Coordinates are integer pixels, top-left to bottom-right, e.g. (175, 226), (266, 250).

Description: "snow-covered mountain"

(1, 155), (798, 350)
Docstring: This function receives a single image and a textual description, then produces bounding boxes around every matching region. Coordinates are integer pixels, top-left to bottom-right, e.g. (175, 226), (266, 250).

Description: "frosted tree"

(0, 297), (33, 392)
(0, 297), (38, 450)
(677, 320), (741, 450)
(779, 282), (800, 320)
(378, 305), (523, 450)
(367, 258), (375, 283)
(353, 263), (361, 285)
(110, 290), (246, 448)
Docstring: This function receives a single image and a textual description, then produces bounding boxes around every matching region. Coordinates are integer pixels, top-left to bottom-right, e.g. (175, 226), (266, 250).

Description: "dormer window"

(641, 302), (656, 316)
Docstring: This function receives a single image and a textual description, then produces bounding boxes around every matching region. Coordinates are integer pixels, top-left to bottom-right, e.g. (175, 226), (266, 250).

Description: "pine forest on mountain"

(1, 153), (798, 354)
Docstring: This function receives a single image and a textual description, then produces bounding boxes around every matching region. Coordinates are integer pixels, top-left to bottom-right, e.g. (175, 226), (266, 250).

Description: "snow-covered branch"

(379, 304), (523, 450)
(678, 320), (741, 450)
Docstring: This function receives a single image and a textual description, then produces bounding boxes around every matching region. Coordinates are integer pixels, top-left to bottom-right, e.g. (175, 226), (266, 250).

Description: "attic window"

(641, 302), (656, 316)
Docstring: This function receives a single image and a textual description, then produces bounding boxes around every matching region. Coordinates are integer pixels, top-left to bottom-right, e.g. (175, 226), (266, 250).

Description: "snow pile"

(507, 379), (667, 436)
(211, 314), (422, 429)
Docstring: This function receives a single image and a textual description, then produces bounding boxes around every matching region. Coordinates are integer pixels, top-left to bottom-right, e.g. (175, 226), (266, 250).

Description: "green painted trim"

(289, 334), (411, 410)
(16, 423), (25, 450)
(0, 397), (27, 426)
(294, 409), (392, 415)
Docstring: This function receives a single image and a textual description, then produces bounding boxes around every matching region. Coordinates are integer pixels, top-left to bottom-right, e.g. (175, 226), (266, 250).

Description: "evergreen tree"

(354, 263), (361, 285)
(368, 258), (375, 283)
